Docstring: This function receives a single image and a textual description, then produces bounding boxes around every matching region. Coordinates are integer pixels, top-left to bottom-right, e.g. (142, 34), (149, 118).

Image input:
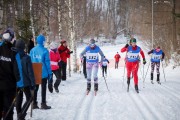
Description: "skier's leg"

(93, 63), (99, 91)
(86, 62), (93, 91)
(61, 62), (67, 81)
(102, 66), (105, 77)
(151, 62), (155, 81)
(126, 62), (132, 84)
(133, 62), (139, 91)
(156, 62), (160, 82)
(105, 66), (107, 76)
(0, 91), (3, 119)
(33, 85), (39, 108)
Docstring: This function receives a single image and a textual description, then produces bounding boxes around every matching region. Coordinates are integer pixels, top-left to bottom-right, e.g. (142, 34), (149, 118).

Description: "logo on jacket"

(33, 54), (41, 59)
(0, 56), (11, 62)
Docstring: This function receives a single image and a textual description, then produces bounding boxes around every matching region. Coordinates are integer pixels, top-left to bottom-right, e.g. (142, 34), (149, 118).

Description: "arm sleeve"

(45, 50), (52, 75)
(80, 48), (87, 59)
(13, 57), (20, 82)
(148, 50), (153, 55)
(27, 57), (36, 86)
(66, 48), (70, 58)
(98, 48), (104, 62)
(121, 47), (127, 53)
(140, 49), (145, 59)
(107, 59), (110, 63)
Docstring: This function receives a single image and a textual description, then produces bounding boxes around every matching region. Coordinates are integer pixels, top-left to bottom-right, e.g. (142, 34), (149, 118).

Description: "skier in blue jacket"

(148, 46), (165, 84)
(80, 39), (104, 93)
(30, 34), (53, 109)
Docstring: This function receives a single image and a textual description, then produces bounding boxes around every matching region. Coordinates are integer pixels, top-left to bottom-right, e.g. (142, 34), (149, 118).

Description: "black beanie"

(15, 39), (25, 50)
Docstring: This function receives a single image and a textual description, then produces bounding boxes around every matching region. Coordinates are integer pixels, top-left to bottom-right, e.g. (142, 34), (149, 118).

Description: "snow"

(16, 40), (180, 120)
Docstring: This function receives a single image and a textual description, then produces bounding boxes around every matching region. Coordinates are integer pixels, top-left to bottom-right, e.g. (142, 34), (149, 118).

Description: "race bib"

(127, 53), (139, 59)
(86, 53), (98, 60)
(152, 54), (161, 60)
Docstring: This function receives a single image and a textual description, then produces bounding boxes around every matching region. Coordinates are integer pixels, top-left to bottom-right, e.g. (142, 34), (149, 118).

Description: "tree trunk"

(30, 0), (35, 40)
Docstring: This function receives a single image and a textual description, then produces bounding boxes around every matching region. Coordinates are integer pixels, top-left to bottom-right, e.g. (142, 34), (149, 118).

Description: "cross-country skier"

(14, 39), (36, 120)
(80, 39), (104, 94)
(49, 41), (61, 92)
(102, 56), (110, 77)
(121, 38), (146, 93)
(148, 46), (165, 84)
(114, 52), (121, 69)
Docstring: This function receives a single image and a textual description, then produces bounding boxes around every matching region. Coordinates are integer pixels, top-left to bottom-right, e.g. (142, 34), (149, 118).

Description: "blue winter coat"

(30, 44), (52, 79)
(16, 50), (35, 88)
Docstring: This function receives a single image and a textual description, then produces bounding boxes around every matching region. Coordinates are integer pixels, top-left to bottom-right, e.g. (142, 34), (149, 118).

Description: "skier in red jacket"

(58, 40), (73, 84)
(114, 52), (121, 69)
(121, 38), (146, 93)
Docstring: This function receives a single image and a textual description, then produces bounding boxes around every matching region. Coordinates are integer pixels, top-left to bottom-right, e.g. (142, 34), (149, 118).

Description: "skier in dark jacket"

(0, 28), (20, 120)
(14, 39), (36, 120)
(148, 46), (165, 84)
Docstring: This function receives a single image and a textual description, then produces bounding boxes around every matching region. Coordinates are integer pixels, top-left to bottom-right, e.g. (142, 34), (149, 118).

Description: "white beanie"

(50, 42), (58, 50)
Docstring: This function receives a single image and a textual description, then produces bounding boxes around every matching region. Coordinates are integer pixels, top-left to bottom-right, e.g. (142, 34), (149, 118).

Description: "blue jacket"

(102, 58), (109, 66)
(80, 45), (104, 63)
(127, 46), (141, 62)
(30, 44), (52, 79)
(16, 50), (35, 88)
(150, 49), (163, 62)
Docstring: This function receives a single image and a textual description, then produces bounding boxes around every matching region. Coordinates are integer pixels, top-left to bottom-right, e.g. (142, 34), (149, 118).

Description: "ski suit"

(148, 49), (165, 81)
(114, 53), (121, 69)
(80, 45), (104, 83)
(121, 45), (145, 85)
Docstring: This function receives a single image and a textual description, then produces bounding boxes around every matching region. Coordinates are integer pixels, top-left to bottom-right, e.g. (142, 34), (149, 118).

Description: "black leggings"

(102, 66), (107, 76)
(33, 78), (47, 104)
(16, 87), (32, 115)
(52, 69), (61, 88)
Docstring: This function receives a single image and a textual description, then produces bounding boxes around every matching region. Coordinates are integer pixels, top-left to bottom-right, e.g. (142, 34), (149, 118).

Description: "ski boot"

(41, 103), (51, 109)
(94, 83), (98, 96)
(127, 77), (130, 92)
(135, 85), (139, 93)
(157, 74), (161, 84)
(151, 73), (154, 84)
(54, 86), (59, 93)
(86, 83), (91, 95)
(33, 102), (39, 109)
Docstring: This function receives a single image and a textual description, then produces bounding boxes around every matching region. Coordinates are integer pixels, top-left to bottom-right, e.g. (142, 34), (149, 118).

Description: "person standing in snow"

(101, 56), (110, 77)
(58, 40), (73, 85)
(49, 41), (61, 93)
(0, 28), (20, 120)
(148, 46), (165, 84)
(14, 39), (36, 120)
(121, 38), (146, 93)
(114, 52), (121, 69)
(30, 34), (53, 109)
(80, 39), (104, 92)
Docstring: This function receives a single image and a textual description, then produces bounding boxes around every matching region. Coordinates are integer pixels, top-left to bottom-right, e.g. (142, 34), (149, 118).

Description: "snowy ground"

(17, 42), (180, 120)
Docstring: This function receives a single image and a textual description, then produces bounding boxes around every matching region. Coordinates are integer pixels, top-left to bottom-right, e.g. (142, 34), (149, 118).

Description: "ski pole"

(4, 90), (21, 120)
(103, 76), (110, 92)
(144, 61), (150, 82)
(161, 61), (167, 82)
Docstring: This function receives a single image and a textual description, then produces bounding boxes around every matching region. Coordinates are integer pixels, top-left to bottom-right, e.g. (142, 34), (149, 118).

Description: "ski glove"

(68, 51), (73, 54)
(161, 59), (164, 62)
(48, 83), (53, 93)
(143, 58), (146, 65)
(125, 44), (129, 48)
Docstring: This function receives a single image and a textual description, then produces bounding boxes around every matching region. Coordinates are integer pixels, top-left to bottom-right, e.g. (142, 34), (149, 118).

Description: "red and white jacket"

(49, 50), (61, 70)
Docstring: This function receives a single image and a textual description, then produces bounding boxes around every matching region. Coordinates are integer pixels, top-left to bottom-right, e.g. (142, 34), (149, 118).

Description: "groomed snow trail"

(22, 43), (180, 120)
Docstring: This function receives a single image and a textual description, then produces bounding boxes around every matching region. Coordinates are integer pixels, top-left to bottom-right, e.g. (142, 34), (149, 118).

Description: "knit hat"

(36, 34), (45, 45)
(50, 41), (58, 50)
(130, 38), (136, 43)
(2, 28), (14, 41)
(15, 39), (25, 50)
(90, 39), (95, 44)
(60, 39), (66, 44)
